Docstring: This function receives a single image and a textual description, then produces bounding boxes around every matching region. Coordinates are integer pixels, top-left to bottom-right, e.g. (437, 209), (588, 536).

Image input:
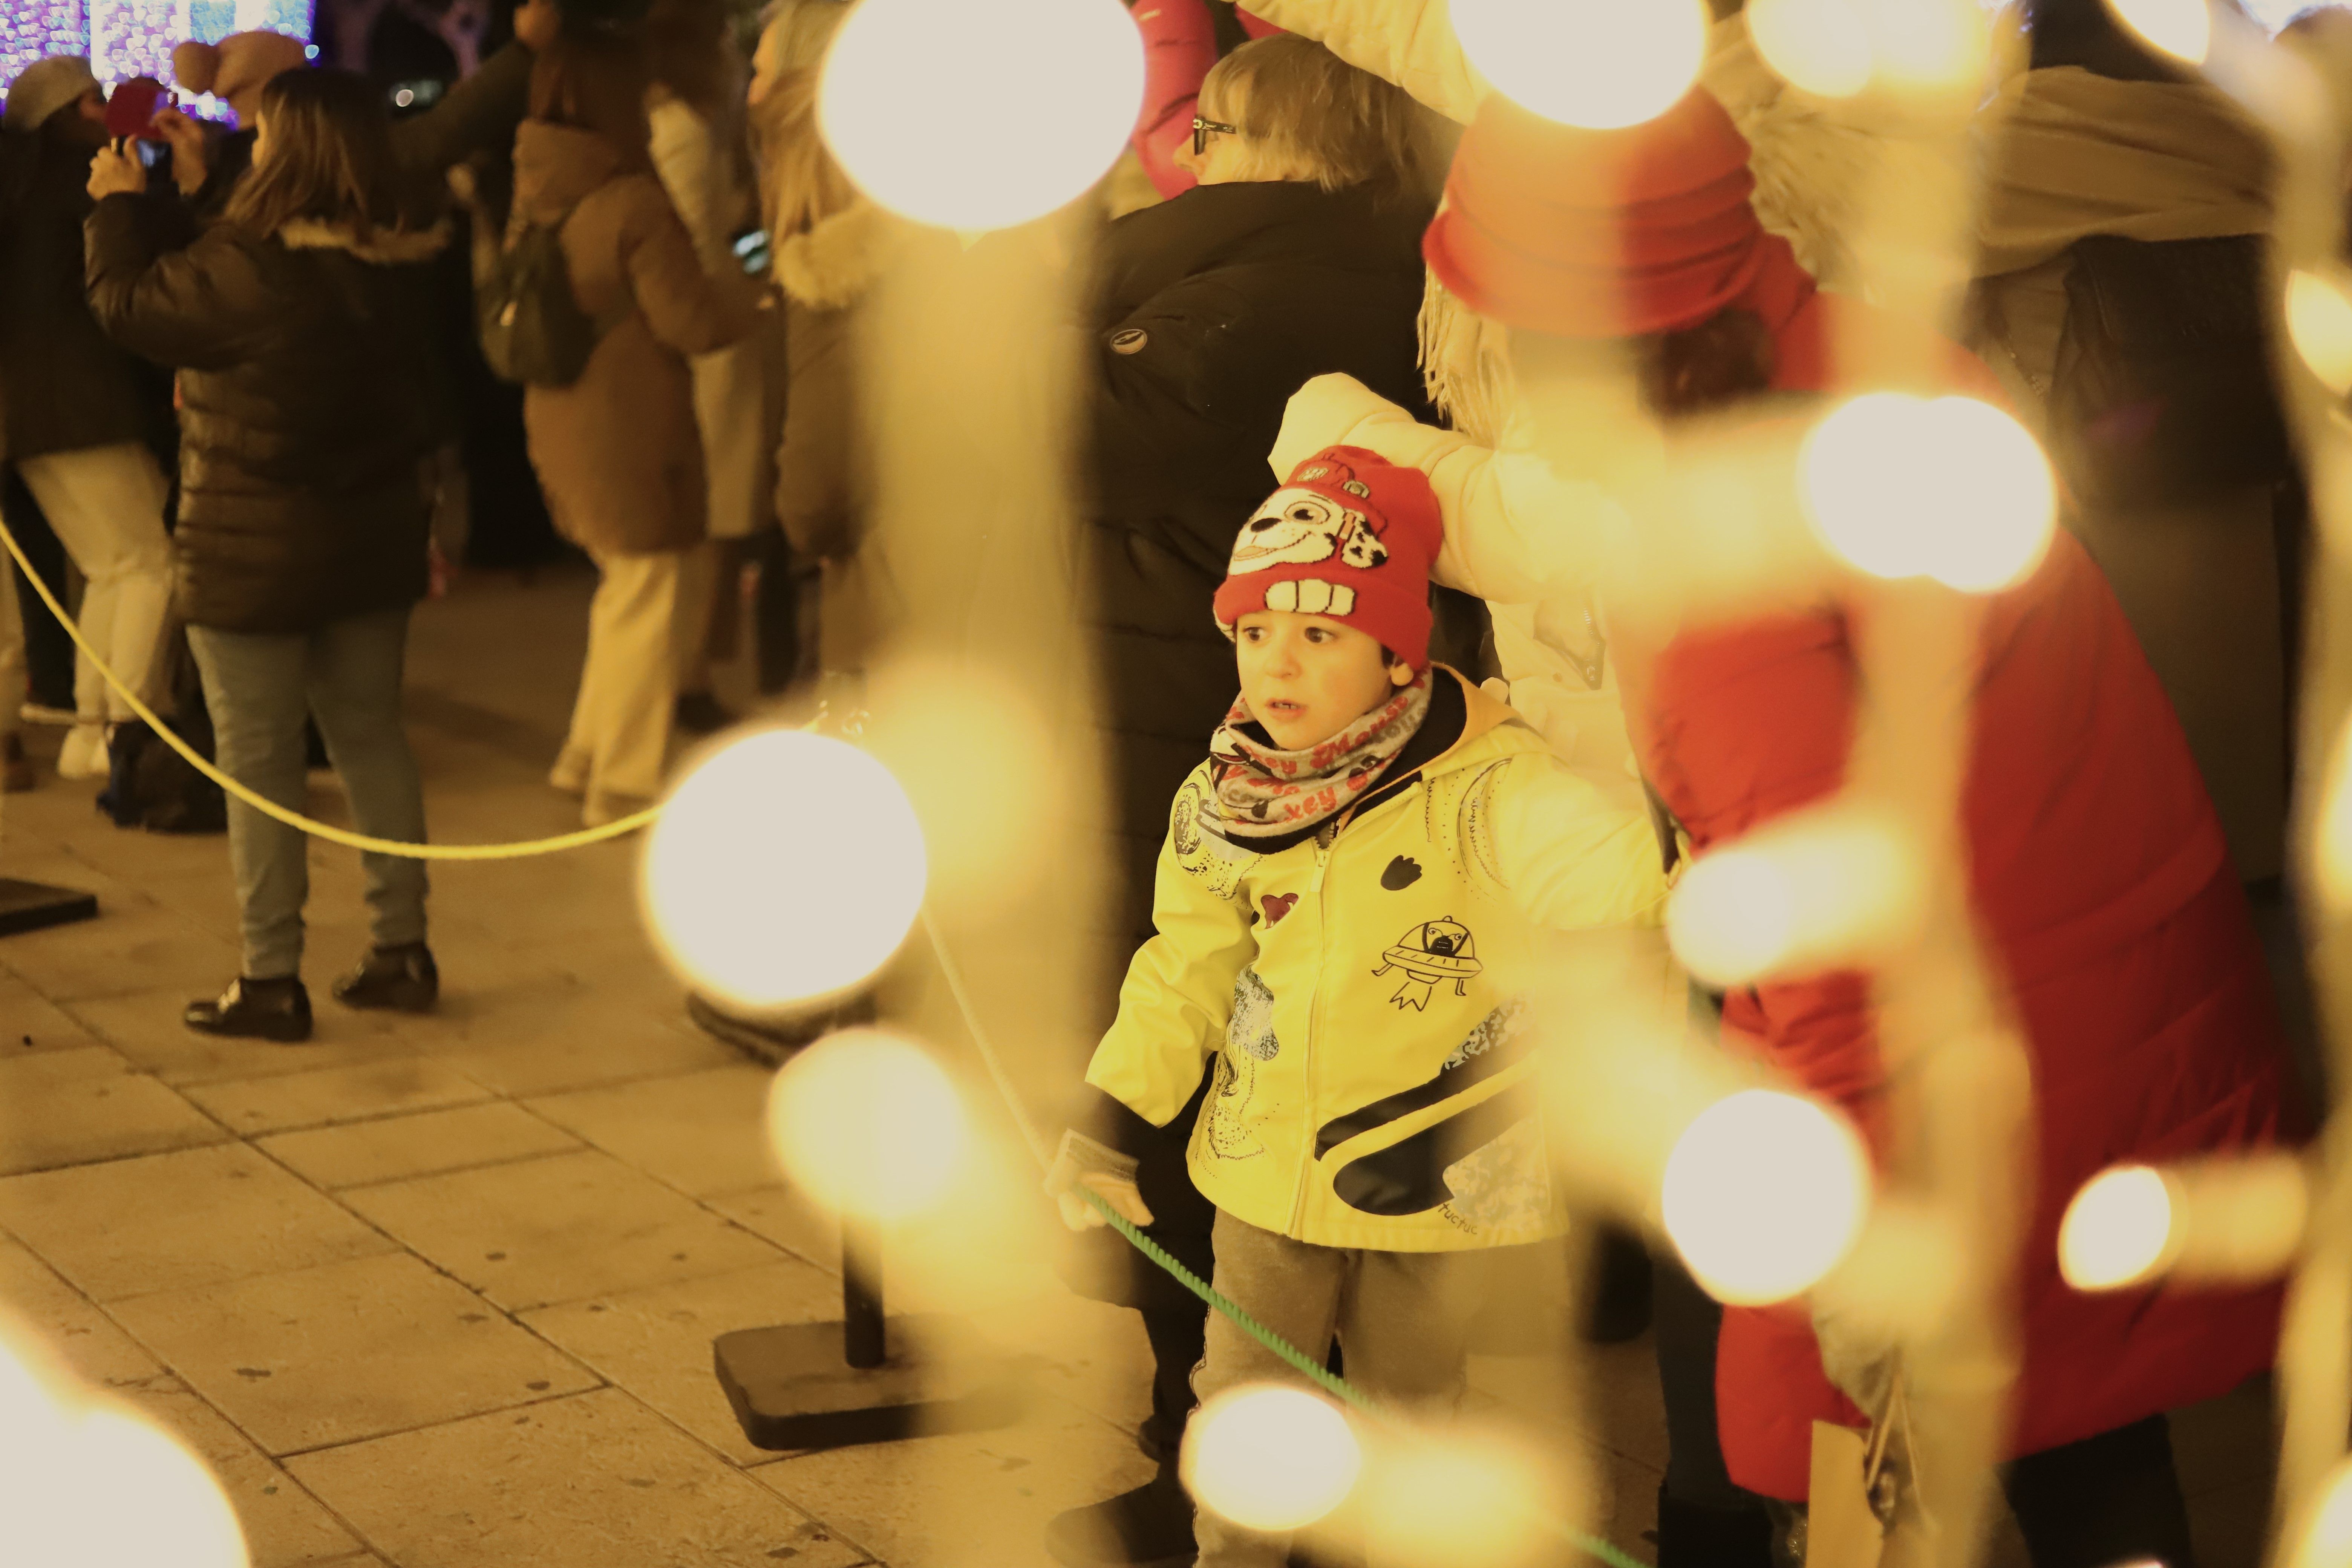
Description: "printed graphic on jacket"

(1315, 1000), (1549, 1234)
(1203, 967), (1281, 1162)
(1374, 917), (1482, 1010)
(1171, 777), (1256, 901)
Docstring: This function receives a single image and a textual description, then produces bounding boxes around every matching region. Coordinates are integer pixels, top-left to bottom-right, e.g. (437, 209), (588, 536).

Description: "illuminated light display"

(3, 0), (312, 112)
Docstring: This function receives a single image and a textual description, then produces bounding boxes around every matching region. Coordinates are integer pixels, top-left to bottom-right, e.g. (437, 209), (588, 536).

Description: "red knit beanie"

(1214, 446), (1443, 669)
(1424, 88), (1766, 340)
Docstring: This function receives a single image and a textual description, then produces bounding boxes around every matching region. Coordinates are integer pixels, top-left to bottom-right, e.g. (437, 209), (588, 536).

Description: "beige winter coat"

(649, 91), (774, 543)
(1971, 68), (2285, 880)
(512, 120), (758, 558)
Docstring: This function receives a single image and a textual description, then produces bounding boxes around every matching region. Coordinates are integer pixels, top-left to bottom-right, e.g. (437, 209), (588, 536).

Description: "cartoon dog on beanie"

(1227, 452), (1391, 575)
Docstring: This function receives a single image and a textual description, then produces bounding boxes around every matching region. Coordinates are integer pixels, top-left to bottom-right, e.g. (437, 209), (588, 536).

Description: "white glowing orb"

(1802, 392), (2055, 593)
(1750, 0), (1989, 98)
(1183, 1384), (1362, 1534)
(819, 0), (1144, 230)
(2294, 1458), (2352, 1568)
(1365, 1428), (1553, 1568)
(1666, 848), (1798, 988)
(640, 729), (926, 1013)
(1662, 1089), (1872, 1305)
(1452, 0), (1709, 129)
(2104, 0), (2213, 64)
(2058, 1164), (2177, 1291)
(68, 1410), (249, 1568)
(1748, 0), (1876, 96)
(769, 1030), (968, 1221)
(2289, 270), (2352, 395)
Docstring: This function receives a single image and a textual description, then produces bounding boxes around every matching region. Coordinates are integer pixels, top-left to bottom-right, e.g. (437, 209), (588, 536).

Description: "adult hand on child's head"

(1056, 1173), (1155, 1233)
(87, 142), (149, 201)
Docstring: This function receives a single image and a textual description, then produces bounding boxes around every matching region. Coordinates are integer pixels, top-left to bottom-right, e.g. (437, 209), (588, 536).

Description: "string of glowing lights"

(0, 512), (660, 857)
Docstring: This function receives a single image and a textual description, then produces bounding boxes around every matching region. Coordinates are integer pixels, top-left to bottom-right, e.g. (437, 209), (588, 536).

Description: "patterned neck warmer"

(1207, 671), (1434, 841)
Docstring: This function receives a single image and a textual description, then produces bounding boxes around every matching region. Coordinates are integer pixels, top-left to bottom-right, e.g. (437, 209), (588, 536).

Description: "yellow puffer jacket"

(1086, 668), (1669, 1252)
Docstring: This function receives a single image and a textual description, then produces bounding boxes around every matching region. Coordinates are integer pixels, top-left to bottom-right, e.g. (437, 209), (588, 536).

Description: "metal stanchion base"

(712, 1315), (1027, 1452)
(0, 879), (97, 939)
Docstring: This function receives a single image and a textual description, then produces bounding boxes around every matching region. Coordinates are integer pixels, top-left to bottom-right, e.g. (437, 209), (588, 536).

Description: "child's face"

(1236, 611), (1410, 751)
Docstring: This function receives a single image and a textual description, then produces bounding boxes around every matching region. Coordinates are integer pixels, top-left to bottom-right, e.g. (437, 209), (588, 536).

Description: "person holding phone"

(0, 56), (176, 791)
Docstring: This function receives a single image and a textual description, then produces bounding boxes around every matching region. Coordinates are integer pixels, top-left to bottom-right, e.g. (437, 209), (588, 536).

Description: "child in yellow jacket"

(1054, 445), (1668, 1568)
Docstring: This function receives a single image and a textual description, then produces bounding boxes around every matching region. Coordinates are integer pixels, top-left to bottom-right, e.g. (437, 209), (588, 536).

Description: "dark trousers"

(1655, 1256), (2200, 1568)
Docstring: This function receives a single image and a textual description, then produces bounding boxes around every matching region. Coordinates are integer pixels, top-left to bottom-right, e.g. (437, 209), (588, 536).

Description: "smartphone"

(734, 228), (772, 277)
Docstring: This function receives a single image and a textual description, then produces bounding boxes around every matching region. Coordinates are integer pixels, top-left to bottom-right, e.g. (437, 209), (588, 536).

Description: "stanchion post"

(842, 1216), (885, 1370)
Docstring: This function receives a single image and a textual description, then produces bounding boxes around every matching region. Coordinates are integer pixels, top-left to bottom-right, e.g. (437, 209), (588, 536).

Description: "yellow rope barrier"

(0, 514), (660, 859)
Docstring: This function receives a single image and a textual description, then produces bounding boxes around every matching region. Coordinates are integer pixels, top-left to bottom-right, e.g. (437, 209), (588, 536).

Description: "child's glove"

(1046, 1129), (1155, 1233)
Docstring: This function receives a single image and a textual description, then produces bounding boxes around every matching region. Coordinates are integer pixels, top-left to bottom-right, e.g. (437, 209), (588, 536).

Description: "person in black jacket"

(86, 68), (451, 1044)
(1052, 33), (1442, 1568)
(0, 55), (176, 787)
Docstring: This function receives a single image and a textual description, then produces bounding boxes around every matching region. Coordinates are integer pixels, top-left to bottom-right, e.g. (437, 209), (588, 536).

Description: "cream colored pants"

(562, 546), (715, 803)
(15, 442), (173, 724)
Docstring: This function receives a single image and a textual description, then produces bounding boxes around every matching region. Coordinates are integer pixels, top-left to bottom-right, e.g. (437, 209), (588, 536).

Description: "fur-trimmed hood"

(276, 217), (450, 265)
(773, 199), (903, 310)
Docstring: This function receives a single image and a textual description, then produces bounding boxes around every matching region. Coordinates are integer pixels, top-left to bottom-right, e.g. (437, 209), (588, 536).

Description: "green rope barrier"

(1076, 1187), (1652, 1568)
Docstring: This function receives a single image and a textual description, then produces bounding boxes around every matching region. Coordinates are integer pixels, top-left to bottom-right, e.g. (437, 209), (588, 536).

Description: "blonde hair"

(1418, 272), (1516, 446)
(748, 0), (859, 238)
(1200, 34), (1428, 196)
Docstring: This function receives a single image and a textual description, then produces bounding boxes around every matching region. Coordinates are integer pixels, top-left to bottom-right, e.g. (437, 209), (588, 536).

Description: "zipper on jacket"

(1290, 826), (1338, 1236)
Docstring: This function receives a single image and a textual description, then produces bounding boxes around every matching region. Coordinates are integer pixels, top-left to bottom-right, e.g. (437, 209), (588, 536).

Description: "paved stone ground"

(0, 568), (2279, 1568)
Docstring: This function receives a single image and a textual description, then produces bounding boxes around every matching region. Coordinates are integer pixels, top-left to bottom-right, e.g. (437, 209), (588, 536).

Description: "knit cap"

(1214, 446), (1444, 669)
(172, 31), (308, 117)
(1423, 88), (1766, 340)
(3, 56), (100, 133)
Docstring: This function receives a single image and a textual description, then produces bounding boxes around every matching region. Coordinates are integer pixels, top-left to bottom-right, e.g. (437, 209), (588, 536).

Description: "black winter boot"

(1654, 1485), (1775, 1568)
(1044, 1467), (1194, 1568)
(332, 943), (439, 1013)
(184, 977), (313, 1043)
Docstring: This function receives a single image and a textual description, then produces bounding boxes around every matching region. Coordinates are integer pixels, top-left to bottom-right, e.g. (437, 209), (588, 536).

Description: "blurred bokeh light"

(1662, 1089), (1872, 1305)
(1802, 393), (2055, 593)
(1182, 1384), (1362, 1534)
(640, 729), (927, 1014)
(767, 1030), (969, 1222)
(1450, 0), (1709, 129)
(819, 0), (1145, 230)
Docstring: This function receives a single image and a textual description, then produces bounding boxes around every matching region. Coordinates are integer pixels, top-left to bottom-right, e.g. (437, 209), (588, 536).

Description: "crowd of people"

(0, 0), (2333, 1565)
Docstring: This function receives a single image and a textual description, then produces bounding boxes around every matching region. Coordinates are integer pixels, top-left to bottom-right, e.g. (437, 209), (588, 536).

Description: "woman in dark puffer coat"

(86, 68), (451, 1044)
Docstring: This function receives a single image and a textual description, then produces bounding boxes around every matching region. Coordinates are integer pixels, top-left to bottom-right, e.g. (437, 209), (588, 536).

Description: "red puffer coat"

(1619, 271), (2290, 1496)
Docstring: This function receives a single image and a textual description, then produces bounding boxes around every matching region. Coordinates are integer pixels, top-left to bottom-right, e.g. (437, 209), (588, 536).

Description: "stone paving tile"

(0, 1142), (395, 1302)
(259, 1102), (582, 1190)
(63, 987), (422, 1086)
(288, 1387), (879, 1568)
(108, 1251), (597, 1456)
(183, 1057), (493, 1136)
(705, 1183), (836, 1271)
(520, 1260), (848, 1465)
(0, 1045), (227, 1176)
(0, 903), (242, 1002)
(751, 1394), (1157, 1568)
(524, 1065), (777, 1199)
(0, 1233), (164, 1392)
(0, 972), (114, 1054)
(439, 1008), (740, 1098)
(116, 1377), (369, 1568)
(338, 1148), (780, 1312)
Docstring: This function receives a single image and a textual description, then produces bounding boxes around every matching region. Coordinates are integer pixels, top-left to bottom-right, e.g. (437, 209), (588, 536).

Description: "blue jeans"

(188, 609), (429, 979)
